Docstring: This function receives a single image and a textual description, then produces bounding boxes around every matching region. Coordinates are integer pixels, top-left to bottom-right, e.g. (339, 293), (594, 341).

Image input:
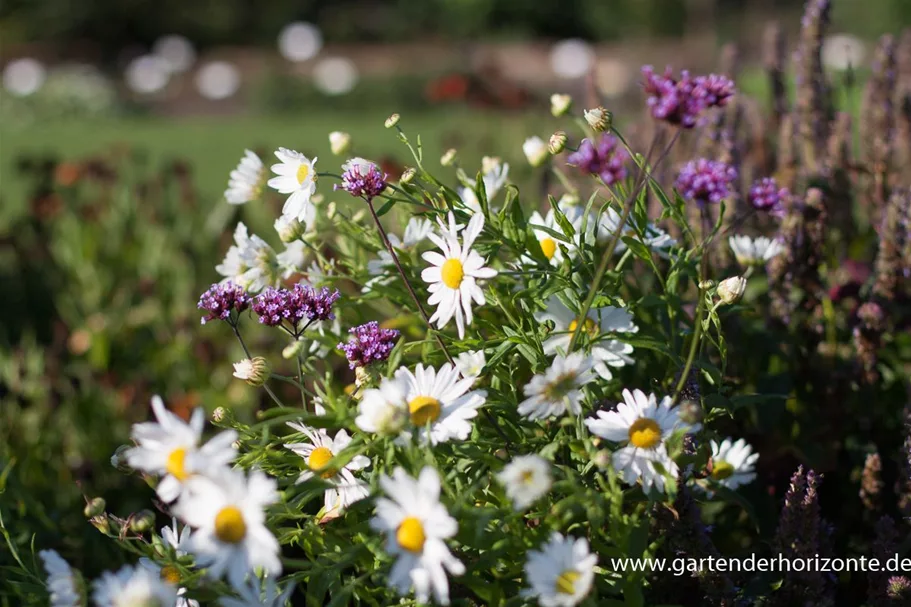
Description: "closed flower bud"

(274, 215), (307, 243)
(400, 167), (416, 184)
(384, 113), (400, 129)
(495, 448), (509, 460)
(717, 276), (747, 305)
(110, 444), (132, 472)
(523, 136), (549, 167)
(328, 131), (351, 156)
(594, 449), (611, 469)
(481, 156), (502, 175)
(698, 279), (715, 290)
(440, 148), (458, 167)
(130, 510), (156, 533)
(550, 93), (573, 117)
(211, 406), (226, 422)
(90, 515), (112, 535)
(282, 339), (306, 360)
(84, 497), (106, 518)
(584, 106), (612, 132)
(548, 131), (568, 155)
(232, 357), (270, 386)
(326, 201), (337, 219)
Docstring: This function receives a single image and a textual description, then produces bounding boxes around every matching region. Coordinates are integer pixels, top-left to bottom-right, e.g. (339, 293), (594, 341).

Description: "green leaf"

(549, 195), (576, 238)
(375, 199), (395, 217)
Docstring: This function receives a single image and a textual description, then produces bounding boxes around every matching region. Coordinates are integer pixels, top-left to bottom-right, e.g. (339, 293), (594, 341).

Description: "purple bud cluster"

(252, 283), (341, 329)
(198, 282), (250, 325)
(748, 177), (789, 217)
(642, 66), (735, 128)
(337, 160), (388, 200)
(566, 133), (629, 185)
(674, 159), (737, 206)
(337, 321), (400, 369)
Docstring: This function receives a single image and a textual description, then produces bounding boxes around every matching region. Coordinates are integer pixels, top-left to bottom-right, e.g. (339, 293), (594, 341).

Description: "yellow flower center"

(409, 396), (442, 426)
(539, 237), (557, 260)
(308, 446), (337, 479)
(396, 516), (426, 553)
(628, 418), (662, 449)
(166, 447), (189, 481)
(568, 317), (598, 339)
(521, 470), (535, 483)
(712, 460), (735, 480)
(441, 258), (464, 289)
(296, 162), (310, 185)
(159, 565), (181, 585)
(556, 569), (580, 595)
(214, 506), (247, 544)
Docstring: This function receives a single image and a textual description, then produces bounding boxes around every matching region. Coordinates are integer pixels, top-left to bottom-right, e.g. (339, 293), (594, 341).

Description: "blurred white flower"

(224, 150), (265, 204)
(329, 131), (351, 156)
(356, 375), (410, 436)
(313, 57), (358, 95)
(153, 34), (196, 73)
(278, 22), (323, 62)
(195, 61), (240, 100)
(709, 438), (759, 490)
(39, 550), (81, 607)
(220, 576), (295, 607)
(550, 39), (594, 79)
(519, 353), (596, 420)
(522, 533), (597, 606)
(3, 58), (46, 97)
(728, 235), (784, 267)
(497, 454), (552, 510)
(822, 34), (866, 71)
(523, 136), (549, 167)
(92, 564), (177, 607)
(454, 350), (486, 380)
(125, 55), (170, 94)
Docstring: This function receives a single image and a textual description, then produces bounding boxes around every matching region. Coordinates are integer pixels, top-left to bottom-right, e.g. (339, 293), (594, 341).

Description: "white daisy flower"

(276, 240), (307, 279)
(458, 157), (509, 214)
(535, 296), (638, 380)
(370, 467), (465, 605)
(454, 350), (486, 380)
(136, 559), (199, 607)
(496, 454), (552, 510)
(597, 207), (676, 257)
(522, 533), (597, 607)
(355, 376), (410, 436)
(524, 210), (575, 266)
(284, 422), (371, 514)
(267, 147), (318, 227)
(709, 437), (759, 490)
(215, 222), (278, 293)
(728, 235), (784, 267)
(329, 131), (351, 156)
(523, 136), (549, 167)
(160, 517), (192, 556)
(174, 467), (281, 587)
(92, 564), (178, 607)
(395, 362), (487, 445)
(219, 576), (295, 607)
(39, 550), (81, 607)
(124, 396), (237, 503)
(421, 212), (498, 339)
(584, 389), (698, 494)
(225, 150), (266, 204)
(518, 353), (596, 420)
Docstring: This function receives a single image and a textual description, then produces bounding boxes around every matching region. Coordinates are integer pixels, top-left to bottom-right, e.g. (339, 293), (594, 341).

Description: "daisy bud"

(90, 515), (112, 535)
(384, 113), (400, 129)
(326, 201), (337, 219)
(495, 448), (509, 461)
(584, 106), (612, 132)
(329, 131), (351, 156)
(130, 510), (156, 533)
(481, 155), (502, 175)
(400, 167), (416, 184)
(274, 215), (307, 243)
(211, 406), (226, 422)
(440, 148), (458, 167)
(550, 93), (573, 117)
(523, 136), (549, 167)
(84, 497), (106, 518)
(717, 276), (747, 305)
(558, 192), (580, 206)
(110, 444), (132, 472)
(698, 279), (715, 290)
(548, 131), (568, 155)
(232, 357), (271, 386)
(594, 449), (612, 469)
(283, 338), (306, 360)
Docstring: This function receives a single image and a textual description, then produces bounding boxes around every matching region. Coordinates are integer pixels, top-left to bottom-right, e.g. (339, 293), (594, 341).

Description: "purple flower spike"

(198, 282), (250, 325)
(748, 177), (789, 217)
(252, 283), (341, 330)
(675, 158), (737, 206)
(338, 321), (400, 369)
(566, 133), (629, 185)
(336, 157), (387, 200)
(642, 66), (735, 128)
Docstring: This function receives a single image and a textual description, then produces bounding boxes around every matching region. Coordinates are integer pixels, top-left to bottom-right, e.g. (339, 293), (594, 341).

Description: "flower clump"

(642, 65), (735, 127)
(566, 133), (629, 185)
(338, 321), (401, 368)
(748, 176), (790, 216)
(252, 283), (340, 329)
(337, 157), (388, 200)
(675, 158), (738, 206)
(197, 282), (250, 325)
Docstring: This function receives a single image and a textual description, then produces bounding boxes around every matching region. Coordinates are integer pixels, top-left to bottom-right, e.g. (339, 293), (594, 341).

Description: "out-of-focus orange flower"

(170, 392), (200, 422)
(55, 162), (82, 187)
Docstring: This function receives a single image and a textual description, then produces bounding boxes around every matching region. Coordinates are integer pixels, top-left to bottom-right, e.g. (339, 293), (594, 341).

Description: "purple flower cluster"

(566, 134), (629, 185)
(252, 283), (340, 329)
(748, 177), (789, 217)
(198, 282), (250, 325)
(337, 321), (400, 369)
(642, 66), (735, 128)
(675, 159), (737, 206)
(336, 159), (387, 200)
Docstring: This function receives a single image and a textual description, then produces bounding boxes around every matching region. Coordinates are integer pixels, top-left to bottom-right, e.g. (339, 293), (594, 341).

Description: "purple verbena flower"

(748, 177), (789, 217)
(642, 66), (735, 128)
(675, 159), (737, 206)
(252, 283), (341, 330)
(337, 321), (400, 368)
(566, 133), (629, 185)
(336, 157), (387, 200)
(198, 282), (250, 325)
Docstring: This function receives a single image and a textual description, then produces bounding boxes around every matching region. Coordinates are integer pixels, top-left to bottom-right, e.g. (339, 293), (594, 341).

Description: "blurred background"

(1, 0), (910, 600)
